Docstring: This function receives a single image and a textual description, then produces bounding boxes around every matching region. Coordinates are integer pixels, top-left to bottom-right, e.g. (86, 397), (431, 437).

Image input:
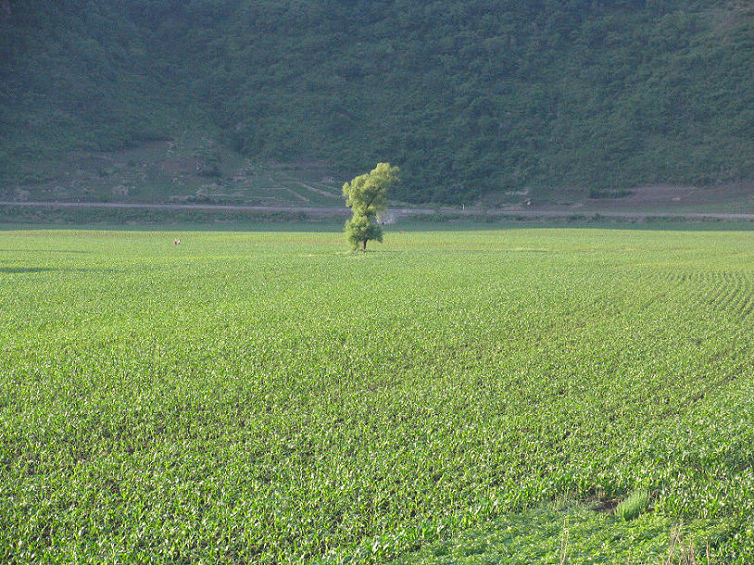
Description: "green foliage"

(616, 489), (651, 521)
(2, 228), (754, 562)
(343, 163), (399, 217)
(1, 1), (752, 202)
(393, 502), (707, 564)
(345, 212), (383, 250)
(343, 162), (399, 249)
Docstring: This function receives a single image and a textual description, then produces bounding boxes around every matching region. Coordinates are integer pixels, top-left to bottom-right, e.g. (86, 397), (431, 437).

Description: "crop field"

(1, 227), (753, 563)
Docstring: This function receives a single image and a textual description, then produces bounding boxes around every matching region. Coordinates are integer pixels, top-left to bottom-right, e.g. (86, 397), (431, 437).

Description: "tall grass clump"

(615, 489), (651, 521)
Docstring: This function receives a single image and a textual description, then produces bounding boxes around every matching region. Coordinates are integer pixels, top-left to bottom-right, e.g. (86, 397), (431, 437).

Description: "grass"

(1, 227), (754, 562)
(616, 489), (651, 522)
(4, 136), (345, 207)
(390, 501), (716, 564)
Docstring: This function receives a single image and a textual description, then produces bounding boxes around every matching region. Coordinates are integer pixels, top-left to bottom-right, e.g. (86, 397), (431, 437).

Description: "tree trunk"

(362, 240), (367, 251)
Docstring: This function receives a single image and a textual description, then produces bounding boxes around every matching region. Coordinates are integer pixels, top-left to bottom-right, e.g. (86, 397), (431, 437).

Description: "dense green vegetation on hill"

(1, 1), (752, 202)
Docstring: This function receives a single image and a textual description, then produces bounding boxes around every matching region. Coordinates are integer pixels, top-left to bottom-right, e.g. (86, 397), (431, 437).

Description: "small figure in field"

(174, 239), (181, 246)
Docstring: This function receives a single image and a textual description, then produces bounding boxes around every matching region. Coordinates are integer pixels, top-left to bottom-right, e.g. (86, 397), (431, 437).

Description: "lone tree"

(343, 162), (400, 251)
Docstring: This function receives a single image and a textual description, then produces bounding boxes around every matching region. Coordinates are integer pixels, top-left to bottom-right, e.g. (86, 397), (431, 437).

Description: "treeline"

(1, 0), (752, 202)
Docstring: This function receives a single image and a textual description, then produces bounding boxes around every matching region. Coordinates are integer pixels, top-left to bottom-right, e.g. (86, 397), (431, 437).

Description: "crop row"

(0, 228), (753, 562)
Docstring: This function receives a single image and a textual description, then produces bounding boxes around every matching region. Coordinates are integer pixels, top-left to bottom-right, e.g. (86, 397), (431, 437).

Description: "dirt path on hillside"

(2, 200), (754, 221)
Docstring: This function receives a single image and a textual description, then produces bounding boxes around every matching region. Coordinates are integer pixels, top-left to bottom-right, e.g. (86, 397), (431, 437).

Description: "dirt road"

(1, 200), (754, 221)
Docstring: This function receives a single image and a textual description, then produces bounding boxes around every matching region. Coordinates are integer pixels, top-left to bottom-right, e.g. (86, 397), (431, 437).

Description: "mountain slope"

(1, 0), (752, 203)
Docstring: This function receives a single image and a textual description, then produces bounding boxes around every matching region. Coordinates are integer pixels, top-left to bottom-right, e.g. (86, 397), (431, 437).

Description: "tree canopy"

(343, 163), (399, 251)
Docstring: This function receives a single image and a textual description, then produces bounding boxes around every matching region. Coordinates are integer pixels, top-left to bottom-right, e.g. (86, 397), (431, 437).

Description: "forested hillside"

(1, 0), (752, 203)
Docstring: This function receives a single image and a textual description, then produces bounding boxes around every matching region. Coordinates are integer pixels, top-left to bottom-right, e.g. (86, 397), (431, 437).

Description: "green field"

(1, 227), (753, 563)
